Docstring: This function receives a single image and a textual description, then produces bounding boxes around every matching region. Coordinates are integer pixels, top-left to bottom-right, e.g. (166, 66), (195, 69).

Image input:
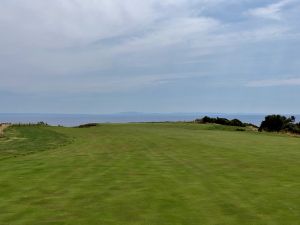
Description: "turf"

(0, 123), (299, 225)
(0, 125), (71, 160)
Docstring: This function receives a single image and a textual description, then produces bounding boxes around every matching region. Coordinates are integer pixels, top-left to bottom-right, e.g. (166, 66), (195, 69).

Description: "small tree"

(259, 115), (294, 132)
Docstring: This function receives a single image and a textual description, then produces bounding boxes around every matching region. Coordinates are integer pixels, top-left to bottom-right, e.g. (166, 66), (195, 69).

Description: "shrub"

(77, 123), (98, 128)
(259, 115), (293, 132)
(259, 115), (300, 134)
(195, 116), (246, 127)
(215, 117), (230, 125)
(231, 119), (246, 127)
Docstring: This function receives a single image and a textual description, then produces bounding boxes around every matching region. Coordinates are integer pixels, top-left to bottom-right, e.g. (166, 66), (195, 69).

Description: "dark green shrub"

(259, 115), (300, 134)
(230, 119), (246, 127)
(259, 115), (293, 132)
(195, 116), (247, 127)
(77, 123), (98, 128)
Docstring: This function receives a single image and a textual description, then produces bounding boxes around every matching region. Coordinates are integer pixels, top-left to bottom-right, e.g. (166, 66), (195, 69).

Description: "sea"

(2, 113), (298, 127)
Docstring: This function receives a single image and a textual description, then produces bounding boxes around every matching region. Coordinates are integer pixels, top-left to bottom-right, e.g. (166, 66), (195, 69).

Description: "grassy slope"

(0, 126), (71, 160)
(0, 123), (299, 225)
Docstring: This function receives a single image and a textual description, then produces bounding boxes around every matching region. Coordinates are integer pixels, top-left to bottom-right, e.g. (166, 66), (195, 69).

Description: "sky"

(0, 0), (300, 114)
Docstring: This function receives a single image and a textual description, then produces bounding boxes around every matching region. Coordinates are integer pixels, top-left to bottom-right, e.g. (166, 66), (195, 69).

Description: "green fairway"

(0, 123), (299, 225)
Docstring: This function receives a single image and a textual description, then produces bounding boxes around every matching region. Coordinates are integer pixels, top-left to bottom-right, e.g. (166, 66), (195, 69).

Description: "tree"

(259, 115), (295, 132)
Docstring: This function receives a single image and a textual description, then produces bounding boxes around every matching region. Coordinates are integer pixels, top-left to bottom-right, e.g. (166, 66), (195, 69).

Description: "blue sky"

(0, 0), (300, 114)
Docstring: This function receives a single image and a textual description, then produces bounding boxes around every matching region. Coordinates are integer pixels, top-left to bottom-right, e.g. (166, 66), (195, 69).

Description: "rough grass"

(0, 123), (299, 225)
(0, 126), (72, 160)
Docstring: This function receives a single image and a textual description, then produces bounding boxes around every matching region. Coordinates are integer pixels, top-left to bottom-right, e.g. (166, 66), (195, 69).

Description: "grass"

(0, 123), (299, 225)
(0, 125), (71, 160)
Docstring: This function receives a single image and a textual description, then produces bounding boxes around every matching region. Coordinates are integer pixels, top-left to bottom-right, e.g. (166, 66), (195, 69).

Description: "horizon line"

(1, 112), (300, 116)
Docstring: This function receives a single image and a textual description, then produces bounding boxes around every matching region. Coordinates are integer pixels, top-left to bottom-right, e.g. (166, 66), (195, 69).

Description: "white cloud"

(247, 0), (295, 20)
(0, 0), (299, 94)
(0, 1), (221, 68)
(109, 17), (220, 55)
(0, 0), (224, 50)
(0, 68), (200, 93)
(247, 78), (300, 87)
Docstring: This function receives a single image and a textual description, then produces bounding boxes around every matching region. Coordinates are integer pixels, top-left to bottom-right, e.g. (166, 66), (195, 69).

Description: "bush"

(195, 116), (246, 127)
(259, 115), (300, 134)
(77, 123), (98, 128)
(215, 117), (230, 125)
(231, 119), (246, 127)
(37, 121), (49, 126)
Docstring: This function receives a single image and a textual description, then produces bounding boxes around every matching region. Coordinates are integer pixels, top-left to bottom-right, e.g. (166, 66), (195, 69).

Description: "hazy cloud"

(0, 0), (300, 113)
(247, 0), (296, 20)
(247, 78), (300, 87)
